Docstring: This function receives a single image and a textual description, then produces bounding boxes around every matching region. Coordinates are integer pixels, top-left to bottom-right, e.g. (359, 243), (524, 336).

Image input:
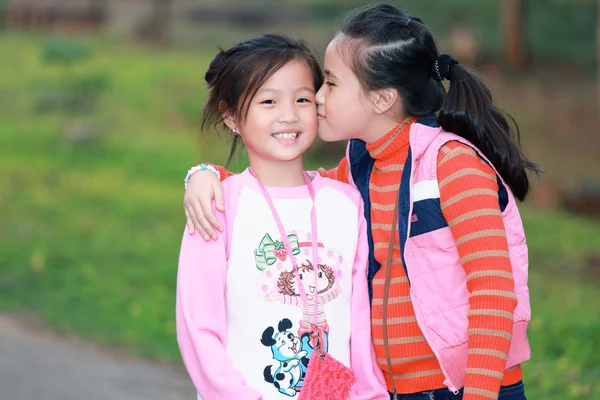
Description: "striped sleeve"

(213, 165), (234, 181)
(190, 164), (234, 182)
(202, 158), (349, 183)
(437, 141), (518, 400)
(317, 156), (350, 184)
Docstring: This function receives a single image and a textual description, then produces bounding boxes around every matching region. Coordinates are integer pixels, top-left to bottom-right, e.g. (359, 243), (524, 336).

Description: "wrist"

(184, 164), (220, 189)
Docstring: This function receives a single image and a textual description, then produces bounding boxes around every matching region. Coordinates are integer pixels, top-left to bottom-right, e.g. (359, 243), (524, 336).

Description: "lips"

(291, 343), (297, 352)
(272, 132), (300, 139)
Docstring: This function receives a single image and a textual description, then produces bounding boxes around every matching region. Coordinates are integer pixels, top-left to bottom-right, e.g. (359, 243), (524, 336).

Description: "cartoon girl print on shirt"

(254, 231), (346, 367)
(270, 259), (339, 355)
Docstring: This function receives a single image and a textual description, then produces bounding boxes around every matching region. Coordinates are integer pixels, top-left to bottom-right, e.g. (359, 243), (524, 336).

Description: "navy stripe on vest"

(398, 148), (411, 281)
(409, 198), (449, 237)
(348, 139), (379, 302)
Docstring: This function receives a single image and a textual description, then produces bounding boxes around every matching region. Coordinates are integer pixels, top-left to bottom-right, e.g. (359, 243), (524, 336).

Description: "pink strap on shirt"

(248, 168), (319, 329)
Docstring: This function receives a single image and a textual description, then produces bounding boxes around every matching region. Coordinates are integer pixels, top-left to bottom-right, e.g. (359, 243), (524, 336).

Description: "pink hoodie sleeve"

(175, 204), (262, 400)
(350, 202), (389, 400)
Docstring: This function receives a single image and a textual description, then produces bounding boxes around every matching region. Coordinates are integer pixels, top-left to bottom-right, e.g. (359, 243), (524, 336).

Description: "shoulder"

(219, 171), (255, 218)
(438, 140), (479, 160)
(318, 174), (362, 201)
(437, 140), (495, 175)
(314, 174), (365, 217)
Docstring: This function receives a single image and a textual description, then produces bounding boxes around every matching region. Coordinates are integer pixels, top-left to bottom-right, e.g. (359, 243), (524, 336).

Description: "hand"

(183, 170), (225, 240)
(265, 291), (282, 302)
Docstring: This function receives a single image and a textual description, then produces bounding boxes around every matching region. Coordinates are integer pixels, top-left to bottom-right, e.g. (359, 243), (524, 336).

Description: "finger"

(186, 203), (210, 240)
(185, 211), (196, 235)
(213, 182), (226, 215)
(193, 199), (218, 240)
(203, 193), (225, 234)
(197, 197), (222, 239)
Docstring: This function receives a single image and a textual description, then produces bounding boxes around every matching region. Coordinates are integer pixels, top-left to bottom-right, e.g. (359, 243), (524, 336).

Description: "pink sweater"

(176, 169), (388, 400)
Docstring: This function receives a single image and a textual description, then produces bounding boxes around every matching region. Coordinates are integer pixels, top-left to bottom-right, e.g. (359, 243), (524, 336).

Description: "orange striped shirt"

(319, 120), (522, 399)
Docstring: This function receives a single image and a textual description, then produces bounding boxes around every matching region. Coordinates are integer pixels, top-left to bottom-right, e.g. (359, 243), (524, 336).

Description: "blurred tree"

(501, 0), (526, 70)
(150, 0), (172, 43)
(89, 0), (108, 19)
(597, 0), (600, 109)
(135, 0), (172, 45)
(0, 0), (6, 31)
(35, 38), (110, 145)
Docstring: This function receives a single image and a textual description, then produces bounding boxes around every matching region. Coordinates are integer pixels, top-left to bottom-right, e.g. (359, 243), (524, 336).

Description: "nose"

(278, 101), (299, 124)
(315, 84), (325, 106)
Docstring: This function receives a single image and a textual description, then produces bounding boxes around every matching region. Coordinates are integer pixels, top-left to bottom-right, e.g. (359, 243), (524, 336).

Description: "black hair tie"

(433, 54), (459, 81)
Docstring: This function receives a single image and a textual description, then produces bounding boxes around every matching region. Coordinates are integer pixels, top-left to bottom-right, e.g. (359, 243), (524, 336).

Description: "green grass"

(0, 33), (599, 398)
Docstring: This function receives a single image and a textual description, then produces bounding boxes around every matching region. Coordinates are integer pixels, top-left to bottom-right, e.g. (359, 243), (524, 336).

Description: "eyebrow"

(257, 86), (315, 94)
(324, 69), (338, 79)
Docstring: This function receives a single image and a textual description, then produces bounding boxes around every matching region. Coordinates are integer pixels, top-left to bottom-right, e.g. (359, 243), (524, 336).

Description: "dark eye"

(297, 98), (312, 103)
(261, 99), (275, 104)
(318, 272), (323, 278)
(325, 81), (335, 87)
(299, 274), (303, 280)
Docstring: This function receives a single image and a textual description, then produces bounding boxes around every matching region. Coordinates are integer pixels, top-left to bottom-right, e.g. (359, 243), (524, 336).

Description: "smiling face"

(277, 260), (335, 298)
(232, 59), (318, 165)
(275, 330), (301, 358)
(297, 262), (331, 295)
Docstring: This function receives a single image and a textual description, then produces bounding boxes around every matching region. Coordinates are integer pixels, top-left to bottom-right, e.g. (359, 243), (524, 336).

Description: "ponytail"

(338, 4), (539, 201)
(437, 59), (539, 201)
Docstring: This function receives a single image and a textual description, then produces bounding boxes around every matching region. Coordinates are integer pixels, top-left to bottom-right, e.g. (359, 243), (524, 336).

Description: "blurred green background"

(0, 0), (599, 398)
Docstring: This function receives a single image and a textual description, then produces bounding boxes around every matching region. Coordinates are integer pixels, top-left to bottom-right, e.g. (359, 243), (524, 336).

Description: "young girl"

(176, 33), (388, 400)
(183, 5), (536, 400)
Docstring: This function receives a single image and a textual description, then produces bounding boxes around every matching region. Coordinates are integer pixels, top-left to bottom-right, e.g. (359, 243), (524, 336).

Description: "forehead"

(259, 59), (314, 89)
(323, 36), (355, 77)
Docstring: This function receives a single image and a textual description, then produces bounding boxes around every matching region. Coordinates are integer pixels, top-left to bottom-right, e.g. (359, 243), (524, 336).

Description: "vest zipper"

(409, 288), (460, 394)
(403, 139), (459, 395)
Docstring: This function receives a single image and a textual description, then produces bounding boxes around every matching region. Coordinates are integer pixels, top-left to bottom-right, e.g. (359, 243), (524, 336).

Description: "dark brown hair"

(202, 33), (323, 166)
(338, 4), (539, 201)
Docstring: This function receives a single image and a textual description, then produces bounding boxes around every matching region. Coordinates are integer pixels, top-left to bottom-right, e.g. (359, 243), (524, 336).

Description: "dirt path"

(0, 314), (196, 400)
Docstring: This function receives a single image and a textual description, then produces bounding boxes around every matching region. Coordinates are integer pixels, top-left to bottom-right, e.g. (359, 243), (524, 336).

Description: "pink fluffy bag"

(298, 348), (356, 400)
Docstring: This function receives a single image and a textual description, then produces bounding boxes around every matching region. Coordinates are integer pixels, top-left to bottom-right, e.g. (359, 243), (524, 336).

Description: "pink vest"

(403, 123), (531, 392)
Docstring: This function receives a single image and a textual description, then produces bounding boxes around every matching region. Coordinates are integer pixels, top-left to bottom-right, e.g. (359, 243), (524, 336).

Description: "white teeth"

(273, 133), (299, 139)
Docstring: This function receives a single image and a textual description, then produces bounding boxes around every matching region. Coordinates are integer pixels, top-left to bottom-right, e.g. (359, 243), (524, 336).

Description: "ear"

(261, 327), (276, 347)
(278, 318), (293, 332)
(369, 88), (399, 115)
(223, 113), (236, 131)
(219, 100), (237, 131)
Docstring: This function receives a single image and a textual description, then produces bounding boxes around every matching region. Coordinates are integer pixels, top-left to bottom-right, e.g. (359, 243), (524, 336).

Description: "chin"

(271, 151), (305, 162)
(317, 128), (343, 143)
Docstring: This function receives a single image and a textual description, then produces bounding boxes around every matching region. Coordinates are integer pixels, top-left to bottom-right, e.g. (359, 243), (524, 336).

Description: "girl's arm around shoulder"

(176, 201), (262, 399)
(317, 156), (351, 185)
(349, 205), (389, 400)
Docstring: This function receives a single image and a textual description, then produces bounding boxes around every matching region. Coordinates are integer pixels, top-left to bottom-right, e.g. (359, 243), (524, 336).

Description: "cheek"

(302, 108), (318, 131)
(327, 91), (362, 125)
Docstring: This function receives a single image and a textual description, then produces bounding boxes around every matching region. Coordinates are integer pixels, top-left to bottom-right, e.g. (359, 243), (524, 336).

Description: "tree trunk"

(0, 0), (7, 31)
(146, 0), (172, 44)
(89, 0), (108, 28)
(501, 0), (526, 70)
(597, 0), (600, 111)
